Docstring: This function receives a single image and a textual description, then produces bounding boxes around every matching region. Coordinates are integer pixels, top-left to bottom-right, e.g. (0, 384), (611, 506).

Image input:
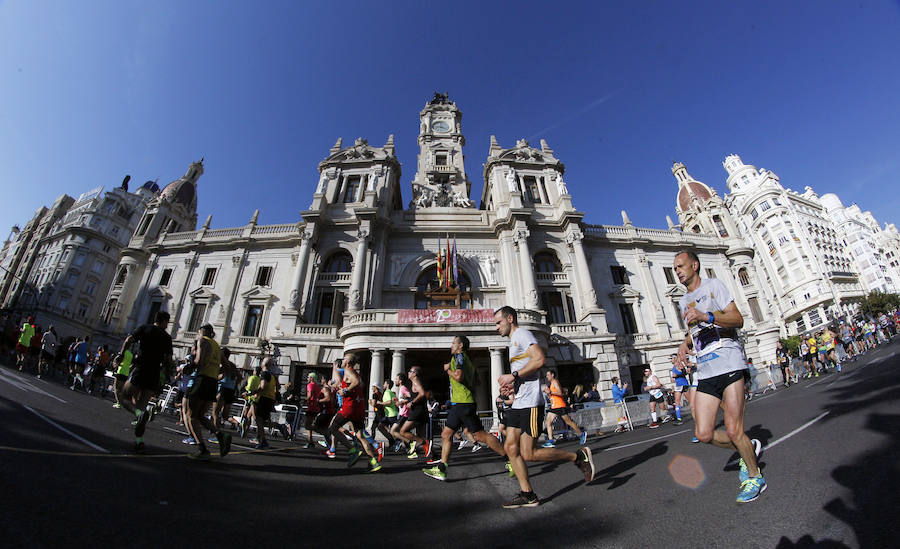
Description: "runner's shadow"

(589, 441), (669, 490)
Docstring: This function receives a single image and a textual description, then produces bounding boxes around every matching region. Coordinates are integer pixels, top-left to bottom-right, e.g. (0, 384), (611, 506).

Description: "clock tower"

(409, 93), (473, 208)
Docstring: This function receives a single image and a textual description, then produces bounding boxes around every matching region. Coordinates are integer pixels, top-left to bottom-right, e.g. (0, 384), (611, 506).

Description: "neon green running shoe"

(736, 475), (767, 503)
(423, 465), (447, 481)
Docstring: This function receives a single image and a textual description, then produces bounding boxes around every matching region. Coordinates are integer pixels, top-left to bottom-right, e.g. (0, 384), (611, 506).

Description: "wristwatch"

(512, 371), (519, 380)
(707, 311), (715, 324)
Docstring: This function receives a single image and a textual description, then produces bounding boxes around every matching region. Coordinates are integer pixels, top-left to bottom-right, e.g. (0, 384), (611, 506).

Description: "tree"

(858, 291), (900, 318)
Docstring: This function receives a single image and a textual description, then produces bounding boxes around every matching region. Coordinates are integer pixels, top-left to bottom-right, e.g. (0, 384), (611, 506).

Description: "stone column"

(489, 348), (504, 427)
(566, 228), (599, 311)
(514, 228), (540, 309)
(289, 229), (314, 310)
(348, 229), (369, 311)
(369, 349), (386, 393)
(390, 349), (405, 382)
(637, 254), (671, 340)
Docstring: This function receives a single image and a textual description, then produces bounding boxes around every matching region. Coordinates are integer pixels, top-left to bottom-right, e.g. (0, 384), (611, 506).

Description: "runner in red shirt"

(326, 353), (381, 472)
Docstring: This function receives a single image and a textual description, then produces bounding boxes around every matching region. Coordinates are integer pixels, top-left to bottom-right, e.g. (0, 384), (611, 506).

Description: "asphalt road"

(2, 340), (899, 549)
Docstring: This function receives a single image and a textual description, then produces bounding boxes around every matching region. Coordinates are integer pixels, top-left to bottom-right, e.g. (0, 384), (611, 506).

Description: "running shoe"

(248, 438), (259, 445)
(674, 419), (683, 426)
(112, 403), (122, 409)
(471, 443), (483, 453)
(147, 404), (157, 423)
(208, 435), (219, 444)
(425, 456), (442, 465)
(575, 446), (595, 483)
(505, 460), (515, 477)
(458, 440), (469, 450)
(187, 449), (211, 461)
(736, 475), (767, 503)
(182, 436), (197, 445)
(502, 491), (540, 509)
(541, 440), (556, 448)
(326, 448), (336, 459)
(376, 442), (385, 462)
(648, 422), (660, 429)
(218, 432), (232, 458)
(134, 441), (146, 454)
(691, 436), (700, 443)
(134, 410), (150, 435)
(422, 465), (447, 481)
(579, 432), (588, 446)
(739, 439), (763, 483)
(254, 441), (270, 450)
(368, 458), (382, 473)
(393, 440), (404, 453)
(317, 440), (329, 449)
(348, 447), (362, 467)
(661, 415), (672, 423)
(407, 440), (418, 458)
(422, 440), (432, 458)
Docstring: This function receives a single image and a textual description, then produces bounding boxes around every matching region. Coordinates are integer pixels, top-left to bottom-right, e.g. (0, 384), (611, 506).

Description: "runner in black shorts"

(184, 324), (232, 460)
(214, 347), (239, 434)
(494, 307), (595, 509)
(396, 366), (432, 459)
(423, 336), (508, 481)
(117, 311), (173, 453)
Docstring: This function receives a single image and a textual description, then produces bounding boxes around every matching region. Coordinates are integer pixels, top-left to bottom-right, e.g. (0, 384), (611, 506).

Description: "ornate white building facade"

(15, 180), (158, 337)
(818, 193), (899, 294)
(676, 154), (869, 336)
(102, 96), (778, 405)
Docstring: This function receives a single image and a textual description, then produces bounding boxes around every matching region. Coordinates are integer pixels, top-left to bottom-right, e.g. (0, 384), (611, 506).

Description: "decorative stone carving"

(289, 289), (300, 309)
(506, 167), (518, 192)
(316, 168), (335, 194)
(290, 252), (299, 267)
(565, 229), (583, 246)
(232, 255), (243, 266)
(514, 228), (530, 244)
(410, 180), (472, 209)
(357, 229), (369, 241)
(349, 288), (361, 309)
(556, 173), (568, 195)
(479, 255), (498, 285)
(344, 138), (375, 159)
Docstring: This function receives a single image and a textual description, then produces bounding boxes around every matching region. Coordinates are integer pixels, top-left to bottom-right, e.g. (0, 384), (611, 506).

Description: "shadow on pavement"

(778, 341), (900, 548)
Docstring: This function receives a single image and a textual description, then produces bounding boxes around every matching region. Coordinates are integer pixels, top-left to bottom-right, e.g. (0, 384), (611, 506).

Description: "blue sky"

(1, 1), (898, 234)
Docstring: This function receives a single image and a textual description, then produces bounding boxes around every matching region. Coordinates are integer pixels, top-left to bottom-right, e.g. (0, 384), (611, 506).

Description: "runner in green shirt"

(373, 380), (399, 448)
(423, 335), (509, 481)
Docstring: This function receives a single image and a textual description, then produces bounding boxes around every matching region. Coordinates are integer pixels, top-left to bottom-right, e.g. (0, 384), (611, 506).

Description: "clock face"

(432, 120), (451, 133)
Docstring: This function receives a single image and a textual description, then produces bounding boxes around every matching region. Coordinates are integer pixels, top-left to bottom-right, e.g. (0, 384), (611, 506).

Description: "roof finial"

(330, 137), (343, 155)
(250, 209), (259, 224)
(621, 210), (633, 226)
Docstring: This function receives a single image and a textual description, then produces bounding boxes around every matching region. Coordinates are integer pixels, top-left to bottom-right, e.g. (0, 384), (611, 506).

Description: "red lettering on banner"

(397, 309), (495, 324)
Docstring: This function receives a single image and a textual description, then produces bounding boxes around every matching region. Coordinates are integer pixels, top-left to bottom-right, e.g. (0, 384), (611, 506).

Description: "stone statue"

(556, 173), (568, 195)
(290, 289), (300, 309)
(390, 255), (405, 285)
(316, 171), (328, 194)
(121, 175), (130, 191)
(506, 167), (518, 192)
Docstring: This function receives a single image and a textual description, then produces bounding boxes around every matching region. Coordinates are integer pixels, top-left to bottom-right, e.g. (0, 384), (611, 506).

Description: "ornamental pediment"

(150, 287), (174, 300)
(322, 138), (395, 164)
(241, 286), (275, 303)
(663, 284), (686, 298)
(608, 284), (641, 299)
(188, 287), (217, 301)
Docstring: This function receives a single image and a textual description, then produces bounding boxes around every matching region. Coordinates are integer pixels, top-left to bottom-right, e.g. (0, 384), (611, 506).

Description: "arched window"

(738, 268), (750, 286)
(114, 266), (128, 286)
(414, 265), (471, 309)
(323, 250), (352, 272)
(534, 251), (561, 273)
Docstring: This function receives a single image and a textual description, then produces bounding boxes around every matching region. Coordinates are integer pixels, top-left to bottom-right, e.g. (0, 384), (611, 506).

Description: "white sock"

(651, 412), (658, 423)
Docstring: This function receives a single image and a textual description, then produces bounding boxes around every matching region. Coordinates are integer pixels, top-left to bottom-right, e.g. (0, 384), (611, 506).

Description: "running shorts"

(504, 406), (544, 438)
(333, 411), (366, 432)
(187, 375), (217, 402)
(696, 370), (749, 400)
(128, 365), (162, 392)
(217, 387), (236, 404)
(648, 394), (665, 404)
(445, 403), (482, 433)
(548, 406), (571, 416)
(406, 405), (427, 426)
(254, 396), (275, 420)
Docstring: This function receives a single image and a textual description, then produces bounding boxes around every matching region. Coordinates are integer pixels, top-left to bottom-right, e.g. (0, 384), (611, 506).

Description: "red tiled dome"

(677, 182), (713, 211)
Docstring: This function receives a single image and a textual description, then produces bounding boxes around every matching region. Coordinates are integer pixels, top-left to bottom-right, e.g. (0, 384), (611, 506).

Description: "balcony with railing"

(317, 272), (352, 284)
(550, 322), (593, 336)
(614, 333), (654, 347)
(536, 272), (569, 284)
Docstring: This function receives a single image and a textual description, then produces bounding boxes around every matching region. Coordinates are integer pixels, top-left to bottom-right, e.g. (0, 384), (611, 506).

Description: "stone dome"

(677, 181), (713, 211)
(160, 178), (196, 208)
